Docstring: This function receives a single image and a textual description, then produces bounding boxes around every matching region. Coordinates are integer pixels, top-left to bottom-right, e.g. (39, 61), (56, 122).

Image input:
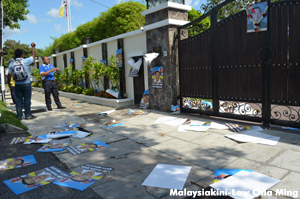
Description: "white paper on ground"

(102, 110), (116, 115)
(72, 131), (91, 139)
(209, 122), (229, 130)
(163, 118), (188, 126)
(210, 170), (280, 199)
(142, 164), (191, 190)
(106, 89), (119, 98)
(190, 121), (206, 126)
(154, 117), (177, 124)
(250, 126), (263, 132)
(225, 130), (280, 146)
(185, 125), (210, 132)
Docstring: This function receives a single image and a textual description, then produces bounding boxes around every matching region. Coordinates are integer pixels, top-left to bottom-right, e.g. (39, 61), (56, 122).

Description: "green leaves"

(3, 0), (29, 29)
(44, 1), (146, 55)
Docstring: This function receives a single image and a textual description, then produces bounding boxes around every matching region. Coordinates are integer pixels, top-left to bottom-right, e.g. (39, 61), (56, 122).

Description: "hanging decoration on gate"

(151, 66), (163, 89)
(128, 58), (142, 77)
(246, 1), (268, 33)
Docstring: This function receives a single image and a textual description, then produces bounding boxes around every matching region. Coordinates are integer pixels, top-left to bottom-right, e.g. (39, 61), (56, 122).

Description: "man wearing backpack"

(7, 42), (37, 120)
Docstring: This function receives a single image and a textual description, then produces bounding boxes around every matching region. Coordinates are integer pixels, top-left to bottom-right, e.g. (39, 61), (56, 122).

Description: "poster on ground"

(10, 137), (36, 145)
(37, 137), (71, 152)
(67, 140), (109, 155)
(214, 169), (253, 183)
(53, 164), (114, 191)
(0, 155), (37, 171)
(151, 66), (163, 89)
(4, 166), (71, 195)
(23, 134), (51, 144)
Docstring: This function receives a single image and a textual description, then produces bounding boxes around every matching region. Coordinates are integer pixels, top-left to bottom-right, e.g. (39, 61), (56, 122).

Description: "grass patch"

(0, 101), (28, 130)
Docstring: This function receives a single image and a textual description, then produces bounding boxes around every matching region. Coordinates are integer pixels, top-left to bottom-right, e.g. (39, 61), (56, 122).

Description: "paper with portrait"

(100, 120), (124, 128)
(37, 137), (71, 152)
(151, 66), (163, 89)
(23, 134), (51, 144)
(0, 155), (37, 171)
(53, 164), (114, 191)
(66, 140), (110, 155)
(4, 166), (71, 195)
(10, 136), (37, 145)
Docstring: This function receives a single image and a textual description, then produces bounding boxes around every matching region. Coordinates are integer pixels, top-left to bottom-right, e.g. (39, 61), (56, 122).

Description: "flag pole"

(69, 0), (72, 32)
(67, 0), (69, 33)
(0, 0), (5, 102)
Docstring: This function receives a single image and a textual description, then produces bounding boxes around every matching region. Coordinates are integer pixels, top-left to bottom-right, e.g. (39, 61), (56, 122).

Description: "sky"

(3, 0), (206, 50)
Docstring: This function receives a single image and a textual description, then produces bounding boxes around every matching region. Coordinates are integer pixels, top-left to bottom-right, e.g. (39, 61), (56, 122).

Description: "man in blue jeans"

(7, 42), (37, 120)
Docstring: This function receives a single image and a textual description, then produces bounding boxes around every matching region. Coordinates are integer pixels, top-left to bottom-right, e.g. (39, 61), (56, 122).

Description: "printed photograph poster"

(53, 164), (114, 191)
(151, 66), (163, 89)
(46, 130), (78, 139)
(100, 120), (124, 128)
(10, 136), (36, 145)
(67, 140), (109, 155)
(140, 90), (149, 109)
(128, 58), (142, 77)
(116, 48), (123, 67)
(4, 166), (71, 195)
(37, 137), (71, 152)
(0, 155), (37, 171)
(214, 169), (253, 183)
(247, 2), (268, 33)
(23, 134), (51, 144)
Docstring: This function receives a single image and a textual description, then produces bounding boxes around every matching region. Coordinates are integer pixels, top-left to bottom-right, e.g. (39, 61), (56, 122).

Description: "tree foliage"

(44, 1), (146, 56)
(188, 8), (211, 37)
(3, 0), (30, 29)
(2, 39), (42, 67)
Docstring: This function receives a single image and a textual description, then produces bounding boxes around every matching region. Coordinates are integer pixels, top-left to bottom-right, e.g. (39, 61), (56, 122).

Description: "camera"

(0, 51), (8, 55)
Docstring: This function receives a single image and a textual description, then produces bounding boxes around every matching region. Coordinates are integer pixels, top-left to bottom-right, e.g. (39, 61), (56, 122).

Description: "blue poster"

(214, 169), (253, 183)
(66, 140), (109, 155)
(4, 166), (71, 195)
(151, 66), (163, 88)
(37, 138), (71, 152)
(100, 120), (124, 128)
(46, 130), (78, 139)
(0, 155), (37, 171)
(53, 164), (113, 191)
(23, 134), (51, 144)
(116, 48), (123, 67)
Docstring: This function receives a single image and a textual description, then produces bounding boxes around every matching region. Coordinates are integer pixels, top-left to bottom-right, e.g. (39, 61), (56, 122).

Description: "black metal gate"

(178, 0), (300, 127)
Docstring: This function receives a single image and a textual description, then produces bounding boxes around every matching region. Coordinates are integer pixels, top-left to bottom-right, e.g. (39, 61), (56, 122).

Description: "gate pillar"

(142, 1), (191, 111)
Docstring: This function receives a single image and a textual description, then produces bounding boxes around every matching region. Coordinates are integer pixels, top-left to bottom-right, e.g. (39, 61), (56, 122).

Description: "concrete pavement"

(4, 90), (300, 199)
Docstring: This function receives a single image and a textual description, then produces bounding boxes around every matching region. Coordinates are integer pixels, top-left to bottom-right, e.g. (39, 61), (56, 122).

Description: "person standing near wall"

(7, 43), (37, 120)
(39, 56), (66, 111)
(7, 59), (17, 105)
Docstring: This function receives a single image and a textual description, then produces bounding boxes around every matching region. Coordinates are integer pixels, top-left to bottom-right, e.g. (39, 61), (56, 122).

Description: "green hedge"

(44, 1), (146, 55)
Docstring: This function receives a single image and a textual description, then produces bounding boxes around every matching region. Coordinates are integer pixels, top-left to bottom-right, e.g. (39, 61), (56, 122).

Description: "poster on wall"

(151, 66), (163, 89)
(128, 58), (142, 77)
(116, 48), (123, 67)
(100, 59), (106, 64)
(246, 2), (268, 33)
